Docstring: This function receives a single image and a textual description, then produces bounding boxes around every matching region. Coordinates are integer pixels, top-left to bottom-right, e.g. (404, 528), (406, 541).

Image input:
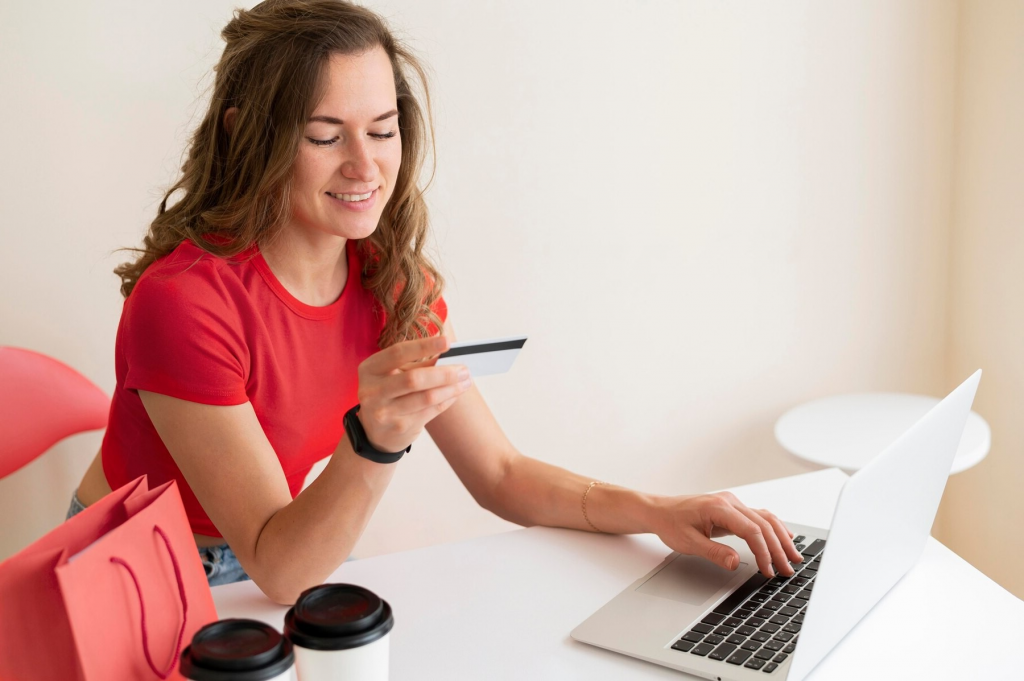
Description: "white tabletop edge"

(211, 467), (1023, 680)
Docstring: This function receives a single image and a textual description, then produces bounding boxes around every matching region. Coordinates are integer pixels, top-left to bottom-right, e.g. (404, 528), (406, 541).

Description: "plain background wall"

(0, 1), (1017, 599)
(939, 0), (1024, 600)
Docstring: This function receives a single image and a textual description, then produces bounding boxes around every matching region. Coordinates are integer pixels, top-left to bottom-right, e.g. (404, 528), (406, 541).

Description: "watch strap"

(343, 404), (410, 464)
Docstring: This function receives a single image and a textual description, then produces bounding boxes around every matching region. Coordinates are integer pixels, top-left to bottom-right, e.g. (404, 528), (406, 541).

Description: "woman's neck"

(259, 230), (349, 307)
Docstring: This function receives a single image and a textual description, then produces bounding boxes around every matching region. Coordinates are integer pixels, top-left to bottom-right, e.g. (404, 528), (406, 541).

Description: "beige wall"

(937, 0), (1024, 599)
(3, 0), (1012, 599)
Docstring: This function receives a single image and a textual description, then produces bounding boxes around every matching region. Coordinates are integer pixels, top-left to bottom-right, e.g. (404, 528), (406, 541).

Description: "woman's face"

(287, 47), (401, 243)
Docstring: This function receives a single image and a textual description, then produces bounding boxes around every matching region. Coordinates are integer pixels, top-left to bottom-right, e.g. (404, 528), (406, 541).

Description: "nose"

(341, 138), (377, 183)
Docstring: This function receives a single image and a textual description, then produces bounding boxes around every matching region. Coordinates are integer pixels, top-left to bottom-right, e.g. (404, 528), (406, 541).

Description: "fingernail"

(458, 368), (470, 381)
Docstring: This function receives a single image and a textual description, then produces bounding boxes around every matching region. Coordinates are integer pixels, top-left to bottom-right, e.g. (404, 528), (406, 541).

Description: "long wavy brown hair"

(114, 0), (444, 348)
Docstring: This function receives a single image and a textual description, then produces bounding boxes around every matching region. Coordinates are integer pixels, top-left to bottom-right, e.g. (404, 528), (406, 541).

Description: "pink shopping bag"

(0, 476), (218, 681)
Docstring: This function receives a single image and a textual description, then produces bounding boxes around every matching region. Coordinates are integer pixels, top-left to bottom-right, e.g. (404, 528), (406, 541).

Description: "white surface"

(436, 335), (527, 378)
(775, 393), (991, 473)
(213, 469), (1024, 680)
(293, 634), (389, 681)
(787, 372), (979, 681)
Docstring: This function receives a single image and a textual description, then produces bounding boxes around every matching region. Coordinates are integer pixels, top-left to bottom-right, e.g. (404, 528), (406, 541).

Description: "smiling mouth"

(327, 190), (374, 202)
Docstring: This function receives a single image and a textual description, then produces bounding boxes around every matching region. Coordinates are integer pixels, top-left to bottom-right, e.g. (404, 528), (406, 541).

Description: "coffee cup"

(284, 583), (394, 681)
(180, 618), (295, 681)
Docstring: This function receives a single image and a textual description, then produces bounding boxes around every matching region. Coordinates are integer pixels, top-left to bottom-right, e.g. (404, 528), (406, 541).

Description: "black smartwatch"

(343, 404), (410, 464)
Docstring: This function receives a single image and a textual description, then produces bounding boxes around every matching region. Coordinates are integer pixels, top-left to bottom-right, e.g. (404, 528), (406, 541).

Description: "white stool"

(775, 393), (991, 474)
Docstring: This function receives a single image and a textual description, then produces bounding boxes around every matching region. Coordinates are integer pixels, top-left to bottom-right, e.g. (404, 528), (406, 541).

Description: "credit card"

(436, 335), (527, 377)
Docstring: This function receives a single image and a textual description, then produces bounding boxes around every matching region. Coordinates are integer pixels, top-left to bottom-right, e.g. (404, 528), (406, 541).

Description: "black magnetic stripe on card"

(438, 338), (527, 358)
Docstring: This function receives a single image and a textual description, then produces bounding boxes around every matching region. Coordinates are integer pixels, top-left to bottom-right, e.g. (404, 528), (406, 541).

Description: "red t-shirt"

(101, 238), (446, 537)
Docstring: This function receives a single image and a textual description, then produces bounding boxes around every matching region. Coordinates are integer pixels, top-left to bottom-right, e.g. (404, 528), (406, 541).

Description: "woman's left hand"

(649, 492), (804, 578)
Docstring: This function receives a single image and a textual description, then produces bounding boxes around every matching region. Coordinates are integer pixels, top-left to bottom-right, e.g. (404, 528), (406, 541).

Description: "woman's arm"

(141, 392), (393, 604)
(425, 317), (803, 578)
(141, 335), (469, 605)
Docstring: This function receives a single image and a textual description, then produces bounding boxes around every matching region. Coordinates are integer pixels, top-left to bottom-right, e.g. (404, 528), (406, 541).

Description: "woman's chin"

(312, 218), (380, 242)
(343, 221), (380, 241)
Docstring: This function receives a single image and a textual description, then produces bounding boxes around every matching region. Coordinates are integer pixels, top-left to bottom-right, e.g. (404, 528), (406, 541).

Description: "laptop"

(571, 370), (981, 680)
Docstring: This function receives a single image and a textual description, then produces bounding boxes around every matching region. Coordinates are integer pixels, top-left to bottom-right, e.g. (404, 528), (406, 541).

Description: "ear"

(223, 107), (239, 135)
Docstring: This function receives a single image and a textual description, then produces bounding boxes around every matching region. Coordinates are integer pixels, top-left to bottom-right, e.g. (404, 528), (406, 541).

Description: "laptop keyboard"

(669, 537), (826, 674)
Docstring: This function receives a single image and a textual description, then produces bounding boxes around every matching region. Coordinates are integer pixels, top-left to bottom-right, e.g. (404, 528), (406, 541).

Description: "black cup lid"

(284, 584), (394, 651)
(180, 619), (294, 681)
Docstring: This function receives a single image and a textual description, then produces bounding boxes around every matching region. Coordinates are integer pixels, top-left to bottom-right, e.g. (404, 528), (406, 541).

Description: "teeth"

(330, 191), (373, 202)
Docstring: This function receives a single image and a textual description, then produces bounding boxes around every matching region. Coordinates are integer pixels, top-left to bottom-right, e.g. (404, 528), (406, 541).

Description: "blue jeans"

(66, 490), (251, 587)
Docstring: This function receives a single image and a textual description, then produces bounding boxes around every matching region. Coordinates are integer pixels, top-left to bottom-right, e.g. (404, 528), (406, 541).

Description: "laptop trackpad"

(635, 553), (749, 605)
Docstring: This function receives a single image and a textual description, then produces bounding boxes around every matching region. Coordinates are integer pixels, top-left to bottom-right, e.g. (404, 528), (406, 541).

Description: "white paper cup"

(284, 584), (394, 681)
(180, 619), (295, 681)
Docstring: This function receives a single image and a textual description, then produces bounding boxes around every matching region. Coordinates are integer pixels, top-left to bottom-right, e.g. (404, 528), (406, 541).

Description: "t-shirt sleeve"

(422, 264), (448, 336)
(121, 263), (249, 405)
(431, 293), (448, 327)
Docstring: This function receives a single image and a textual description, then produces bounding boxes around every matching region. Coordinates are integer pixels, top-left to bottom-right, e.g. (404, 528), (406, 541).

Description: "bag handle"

(110, 525), (189, 680)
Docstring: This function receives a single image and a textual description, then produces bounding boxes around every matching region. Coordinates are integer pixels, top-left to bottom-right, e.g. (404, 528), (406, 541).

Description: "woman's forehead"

(312, 48), (397, 121)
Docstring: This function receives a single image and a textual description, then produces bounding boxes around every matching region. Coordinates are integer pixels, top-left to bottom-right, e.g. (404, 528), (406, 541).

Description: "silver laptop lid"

(787, 370), (981, 681)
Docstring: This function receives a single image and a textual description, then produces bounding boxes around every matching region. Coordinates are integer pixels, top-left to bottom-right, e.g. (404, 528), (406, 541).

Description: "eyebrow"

(308, 109), (398, 125)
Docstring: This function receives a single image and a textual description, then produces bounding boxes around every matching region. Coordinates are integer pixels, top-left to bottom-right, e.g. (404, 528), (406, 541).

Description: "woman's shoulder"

(135, 239), (255, 294)
(127, 239), (258, 322)
(117, 240), (254, 403)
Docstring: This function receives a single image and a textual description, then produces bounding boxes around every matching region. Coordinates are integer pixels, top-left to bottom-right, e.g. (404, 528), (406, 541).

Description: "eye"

(307, 136), (339, 147)
(370, 131), (397, 140)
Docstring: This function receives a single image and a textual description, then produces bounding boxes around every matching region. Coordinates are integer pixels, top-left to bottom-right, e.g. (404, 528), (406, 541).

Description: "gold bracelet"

(582, 481), (605, 532)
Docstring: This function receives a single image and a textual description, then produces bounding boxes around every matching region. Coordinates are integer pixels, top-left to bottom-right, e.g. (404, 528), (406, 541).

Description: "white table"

(213, 469), (1023, 679)
(775, 393), (991, 473)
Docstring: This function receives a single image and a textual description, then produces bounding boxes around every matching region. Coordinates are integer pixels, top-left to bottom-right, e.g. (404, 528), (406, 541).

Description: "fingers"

(363, 335), (449, 375)
(386, 371), (472, 414)
(734, 505), (794, 577)
(356, 362), (470, 449)
(397, 346), (447, 371)
(756, 509), (804, 565)
(354, 335), (470, 452)
(379, 364), (470, 403)
(685, 530), (741, 571)
(705, 502), (776, 578)
(654, 494), (805, 579)
(707, 494), (802, 577)
(416, 392), (463, 423)
(361, 388), (462, 437)
(398, 354), (442, 371)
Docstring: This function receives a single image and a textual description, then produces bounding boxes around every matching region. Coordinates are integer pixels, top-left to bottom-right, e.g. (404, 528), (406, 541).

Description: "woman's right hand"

(355, 335), (472, 453)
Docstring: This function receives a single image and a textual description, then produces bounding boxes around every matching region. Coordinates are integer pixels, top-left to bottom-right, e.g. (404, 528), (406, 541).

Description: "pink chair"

(0, 347), (109, 479)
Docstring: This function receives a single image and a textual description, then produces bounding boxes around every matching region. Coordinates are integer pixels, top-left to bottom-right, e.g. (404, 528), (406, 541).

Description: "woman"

(73, 0), (801, 605)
